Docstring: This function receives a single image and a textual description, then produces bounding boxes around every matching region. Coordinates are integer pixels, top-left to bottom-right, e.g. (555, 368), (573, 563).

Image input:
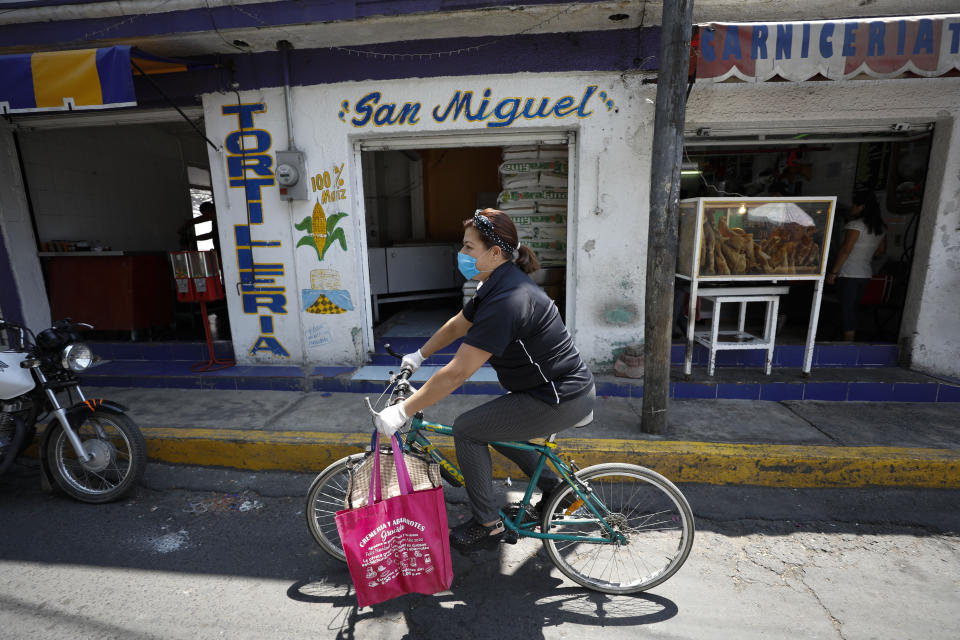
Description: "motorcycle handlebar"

(52, 318), (93, 331)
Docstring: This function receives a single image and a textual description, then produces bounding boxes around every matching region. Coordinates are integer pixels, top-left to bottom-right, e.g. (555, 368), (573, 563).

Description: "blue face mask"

(458, 247), (495, 281)
(457, 252), (481, 280)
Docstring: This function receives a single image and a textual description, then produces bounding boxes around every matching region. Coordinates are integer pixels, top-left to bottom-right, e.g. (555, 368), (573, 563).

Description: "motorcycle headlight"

(61, 343), (94, 372)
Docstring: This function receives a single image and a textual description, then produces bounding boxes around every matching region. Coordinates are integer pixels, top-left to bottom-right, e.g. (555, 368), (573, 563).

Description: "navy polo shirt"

(462, 262), (594, 404)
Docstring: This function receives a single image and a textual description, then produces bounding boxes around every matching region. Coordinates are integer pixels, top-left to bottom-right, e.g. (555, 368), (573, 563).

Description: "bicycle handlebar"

(384, 343), (404, 359)
(363, 343), (415, 414)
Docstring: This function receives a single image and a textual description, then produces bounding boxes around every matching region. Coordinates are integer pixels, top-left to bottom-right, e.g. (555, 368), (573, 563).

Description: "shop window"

(682, 131), (934, 342)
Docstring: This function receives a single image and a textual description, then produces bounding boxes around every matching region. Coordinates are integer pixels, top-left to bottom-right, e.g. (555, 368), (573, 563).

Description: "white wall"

(686, 78), (960, 377)
(17, 124), (206, 252)
(203, 72), (653, 367)
(0, 123), (50, 330)
(901, 115), (960, 378)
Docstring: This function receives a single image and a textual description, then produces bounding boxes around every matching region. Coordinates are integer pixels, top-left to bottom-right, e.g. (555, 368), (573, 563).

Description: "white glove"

(401, 349), (425, 373)
(374, 402), (409, 437)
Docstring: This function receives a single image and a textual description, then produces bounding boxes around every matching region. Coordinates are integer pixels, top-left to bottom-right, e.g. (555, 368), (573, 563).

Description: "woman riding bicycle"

(372, 208), (596, 553)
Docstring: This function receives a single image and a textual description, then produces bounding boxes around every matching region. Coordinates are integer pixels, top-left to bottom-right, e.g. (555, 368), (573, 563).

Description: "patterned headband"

(473, 210), (519, 255)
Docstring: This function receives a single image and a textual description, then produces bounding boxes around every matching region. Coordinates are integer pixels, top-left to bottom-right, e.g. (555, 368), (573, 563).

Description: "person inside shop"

(826, 191), (887, 341)
(178, 201), (220, 254)
(371, 208), (596, 553)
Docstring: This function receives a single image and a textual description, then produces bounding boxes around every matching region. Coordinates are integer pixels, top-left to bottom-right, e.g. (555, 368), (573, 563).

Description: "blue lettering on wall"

(722, 25), (742, 60)
(706, 17), (960, 64)
(225, 130), (272, 155)
(522, 97), (553, 119)
(431, 90), (487, 122)
(221, 102), (291, 359)
(751, 25), (768, 60)
(350, 92), (422, 127)
(701, 28), (717, 62)
(867, 22), (886, 57)
(227, 155), (273, 178)
(490, 98), (521, 128)
(820, 22), (835, 58)
(343, 86), (600, 130)
(914, 19), (935, 55)
(842, 22), (858, 57)
(950, 23), (960, 55)
(775, 24), (792, 60)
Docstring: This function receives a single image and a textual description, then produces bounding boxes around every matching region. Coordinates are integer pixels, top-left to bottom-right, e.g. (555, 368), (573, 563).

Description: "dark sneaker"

(450, 518), (505, 552)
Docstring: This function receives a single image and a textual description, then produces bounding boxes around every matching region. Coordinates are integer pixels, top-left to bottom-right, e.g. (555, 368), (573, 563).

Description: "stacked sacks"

(497, 146), (568, 269)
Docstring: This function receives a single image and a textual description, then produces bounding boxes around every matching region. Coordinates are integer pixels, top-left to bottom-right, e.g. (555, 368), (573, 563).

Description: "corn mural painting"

(295, 202), (354, 315)
(295, 201), (348, 261)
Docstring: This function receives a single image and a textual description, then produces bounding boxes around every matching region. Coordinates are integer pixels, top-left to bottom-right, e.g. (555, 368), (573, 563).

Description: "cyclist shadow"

(288, 550), (679, 638)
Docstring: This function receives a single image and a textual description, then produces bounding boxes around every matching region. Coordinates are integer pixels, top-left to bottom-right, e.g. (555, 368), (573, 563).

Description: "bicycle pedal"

(502, 502), (539, 525)
(501, 530), (519, 545)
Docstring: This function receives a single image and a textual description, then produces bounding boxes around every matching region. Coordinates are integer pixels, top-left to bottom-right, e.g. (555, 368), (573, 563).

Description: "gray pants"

(453, 385), (596, 523)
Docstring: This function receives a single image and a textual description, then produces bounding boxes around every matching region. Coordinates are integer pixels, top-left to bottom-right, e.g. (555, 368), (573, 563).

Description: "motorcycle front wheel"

(45, 409), (147, 503)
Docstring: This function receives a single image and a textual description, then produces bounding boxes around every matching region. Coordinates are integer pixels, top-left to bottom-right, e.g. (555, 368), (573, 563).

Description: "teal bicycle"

(306, 354), (694, 595)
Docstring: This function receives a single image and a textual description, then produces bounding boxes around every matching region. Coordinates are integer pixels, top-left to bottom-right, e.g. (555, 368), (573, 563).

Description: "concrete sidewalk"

(78, 385), (960, 488)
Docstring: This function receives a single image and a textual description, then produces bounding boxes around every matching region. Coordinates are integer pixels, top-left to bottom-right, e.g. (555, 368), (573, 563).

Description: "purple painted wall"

(134, 28), (658, 109)
(0, 228), (25, 326)
(0, 0), (612, 49)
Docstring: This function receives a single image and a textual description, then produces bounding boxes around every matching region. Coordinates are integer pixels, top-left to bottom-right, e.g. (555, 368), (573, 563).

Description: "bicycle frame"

(402, 416), (627, 545)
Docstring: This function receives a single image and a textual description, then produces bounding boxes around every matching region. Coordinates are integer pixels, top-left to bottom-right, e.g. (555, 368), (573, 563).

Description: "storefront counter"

(41, 253), (174, 331)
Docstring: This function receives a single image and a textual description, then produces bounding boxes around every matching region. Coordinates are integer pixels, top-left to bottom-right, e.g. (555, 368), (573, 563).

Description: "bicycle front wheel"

(305, 453), (366, 562)
(541, 463), (694, 594)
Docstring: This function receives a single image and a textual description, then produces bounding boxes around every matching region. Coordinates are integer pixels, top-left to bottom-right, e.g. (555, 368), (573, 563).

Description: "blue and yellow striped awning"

(0, 46), (201, 115)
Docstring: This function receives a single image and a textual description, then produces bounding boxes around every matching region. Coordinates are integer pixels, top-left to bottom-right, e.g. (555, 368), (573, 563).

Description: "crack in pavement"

(780, 401), (845, 444)
(736, 541), (848, 639)
(797, 570), (847, 640)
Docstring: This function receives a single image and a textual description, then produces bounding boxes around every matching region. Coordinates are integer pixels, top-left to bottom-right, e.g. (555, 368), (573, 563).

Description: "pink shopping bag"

(335, 431), (453, 607)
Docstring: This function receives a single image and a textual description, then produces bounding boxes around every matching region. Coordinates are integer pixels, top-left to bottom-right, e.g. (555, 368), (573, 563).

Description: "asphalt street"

(0, 460), (958, 640)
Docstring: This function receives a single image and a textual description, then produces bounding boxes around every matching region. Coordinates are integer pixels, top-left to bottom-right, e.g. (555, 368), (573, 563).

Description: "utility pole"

(642, 0), (695, 434)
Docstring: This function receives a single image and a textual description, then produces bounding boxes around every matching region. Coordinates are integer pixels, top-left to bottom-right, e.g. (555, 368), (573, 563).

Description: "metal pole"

(641, 0), (695, 434)
(278, 40), (296, 150)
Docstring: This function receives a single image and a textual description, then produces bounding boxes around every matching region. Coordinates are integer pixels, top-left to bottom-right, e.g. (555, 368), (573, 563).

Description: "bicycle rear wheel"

(305, 453), (365, 562)
(541, 463), (694, 594)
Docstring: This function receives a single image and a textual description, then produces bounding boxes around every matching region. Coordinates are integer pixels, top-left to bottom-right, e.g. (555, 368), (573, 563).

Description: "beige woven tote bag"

(346, 446), (442, 509)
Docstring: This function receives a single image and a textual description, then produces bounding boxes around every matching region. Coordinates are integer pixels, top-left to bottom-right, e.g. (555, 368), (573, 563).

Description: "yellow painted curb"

(141, 428), (960, 488)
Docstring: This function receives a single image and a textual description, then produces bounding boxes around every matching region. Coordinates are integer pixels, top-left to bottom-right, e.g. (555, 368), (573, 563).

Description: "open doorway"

(18, 119), (226, 342)
(361, 142), (570, 345)
(681, 127), (933, 343)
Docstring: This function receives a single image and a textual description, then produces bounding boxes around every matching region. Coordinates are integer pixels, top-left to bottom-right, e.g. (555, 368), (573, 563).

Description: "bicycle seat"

(533, 412), (594, 445)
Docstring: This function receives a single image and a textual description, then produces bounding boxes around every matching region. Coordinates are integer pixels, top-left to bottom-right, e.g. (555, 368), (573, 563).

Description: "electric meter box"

(276, 150), (308, 201)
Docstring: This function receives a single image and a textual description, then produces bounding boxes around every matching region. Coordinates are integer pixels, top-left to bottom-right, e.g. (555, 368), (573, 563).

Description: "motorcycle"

(0, 318), (146, 503)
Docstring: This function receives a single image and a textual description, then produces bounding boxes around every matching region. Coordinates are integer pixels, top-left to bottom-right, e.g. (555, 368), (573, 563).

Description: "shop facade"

(201, 72), (653, 368)
(1, 3), (959, 381)
(685, 14), (960, 379)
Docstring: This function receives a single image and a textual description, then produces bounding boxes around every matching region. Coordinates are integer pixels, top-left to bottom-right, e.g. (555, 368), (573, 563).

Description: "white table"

(687, 286), (789, 376)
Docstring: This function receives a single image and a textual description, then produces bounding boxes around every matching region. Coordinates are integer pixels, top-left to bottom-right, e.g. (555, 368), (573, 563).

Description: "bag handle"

(367, 430), (414, 506)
